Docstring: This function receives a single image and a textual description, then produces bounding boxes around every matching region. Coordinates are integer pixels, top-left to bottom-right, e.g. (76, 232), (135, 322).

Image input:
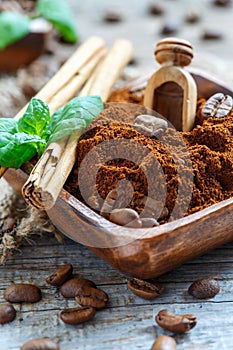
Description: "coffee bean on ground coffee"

(151, 335), (176, 350)
(46, 264), (73, 286)
(128, 278), (164, 299)
(4, 284), (42, 303)
(61, 278), (96, 298)
(0, 303), (16, 324)
(20, 337), (59, 350)
(155, 309), (197, 333)
(188, 278), (220, 299)
(60, 306), (96, 325)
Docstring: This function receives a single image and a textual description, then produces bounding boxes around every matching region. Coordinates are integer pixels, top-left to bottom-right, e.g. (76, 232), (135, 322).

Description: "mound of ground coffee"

(65, 91), (233, 223)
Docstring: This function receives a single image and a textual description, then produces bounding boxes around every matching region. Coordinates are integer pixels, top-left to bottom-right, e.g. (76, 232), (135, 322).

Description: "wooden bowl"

(4, 68), (233, 279)
(0, 18), (52, 72)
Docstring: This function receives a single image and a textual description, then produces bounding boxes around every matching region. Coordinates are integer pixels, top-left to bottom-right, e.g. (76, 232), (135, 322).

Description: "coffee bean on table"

(213, 0), (232, 6)
(201, 93), (232, 119)
(60, 306), (96, 325)
(0, 303), (16, 324)
(61, 278), (96, 298)
(148, 2), (165, 16)
(128, 278), (164, 299)
(151, 335), (177, 350)
(184, 10), (201, 23)
(20, 337), (59, 350)
(155, 309), (197, 333)
(134, 114), (168, 137)
(103, 9), (123, 23)
(4, 284), (42, 303)
(188, 278), (220, 299)
(75, 286), (109, 309)
(109, 208), (142, 228)
(201, 29), (223, 40)
(160, 23), (179, 35)
(45, 264), (73, 286)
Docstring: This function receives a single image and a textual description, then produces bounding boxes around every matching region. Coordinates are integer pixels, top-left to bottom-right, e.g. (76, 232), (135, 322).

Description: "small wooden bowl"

(0, 18), (52, 72)
(4, 68), (233, 279)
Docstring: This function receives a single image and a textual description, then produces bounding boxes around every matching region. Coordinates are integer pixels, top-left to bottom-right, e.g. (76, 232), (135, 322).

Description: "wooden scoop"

(144, 37), (197, 131)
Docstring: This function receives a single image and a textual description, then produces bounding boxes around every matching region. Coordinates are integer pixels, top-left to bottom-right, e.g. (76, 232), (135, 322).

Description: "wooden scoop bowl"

(4, 68), (233, 279)
(0, 18), (52, 72)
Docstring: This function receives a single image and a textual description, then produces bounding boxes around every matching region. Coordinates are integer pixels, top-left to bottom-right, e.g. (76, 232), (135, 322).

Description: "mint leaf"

(0, 12), (30, 50)
(36, 0), (78, 43)
(0, 118), (18, 134)
(18, 98), (51, 140)
(0, 132), (46, 168)
(48, 96), (104, 144)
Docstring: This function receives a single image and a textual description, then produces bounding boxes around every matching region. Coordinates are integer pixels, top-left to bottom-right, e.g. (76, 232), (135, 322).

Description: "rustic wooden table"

(1, 0), (233, 349)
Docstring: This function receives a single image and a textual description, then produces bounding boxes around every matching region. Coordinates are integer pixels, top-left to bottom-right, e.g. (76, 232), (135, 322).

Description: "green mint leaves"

(0, 12), (31, 50)
(0, 96), (104, 169)
(36, 0), (78, 43)
(0, 0), (78, 50)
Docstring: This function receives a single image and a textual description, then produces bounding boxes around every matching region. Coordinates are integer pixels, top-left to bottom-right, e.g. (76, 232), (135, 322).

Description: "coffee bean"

(1, 217), (16, 234)
(45, 264), (73, 286)
(201, 93), (232, 119)
(160, 23), (179, 35)
(185, 10), (201, 23)
(155, 309), (197, 333)
(201, 29), (223, 40)
(0, 303), (16, 324)
(60, 306), (96, 325)
(75, 286), (109, 309)
(213, 0), (232, 6)
(134, 114), (168, 137)
(148, 2), (165, 16)
(140, 217), (159, 228)
(100, 189), (118, 218)
(188, 278), (220, 299)
(151, 335), (176, 350)
(109, 208), (142, 227)
(20, 337), (59, 350)
(61, 278), (96, 298)
(128, 278), (164, 299)
(4, 284), (42, 303)
(103, 9), (123, 23)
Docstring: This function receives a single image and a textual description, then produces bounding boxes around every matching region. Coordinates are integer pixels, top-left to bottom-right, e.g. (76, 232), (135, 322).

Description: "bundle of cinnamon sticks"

(1, 36), (134, 210)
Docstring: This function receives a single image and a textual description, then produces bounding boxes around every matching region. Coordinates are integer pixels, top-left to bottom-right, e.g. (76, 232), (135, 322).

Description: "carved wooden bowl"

(0, 18), (52, 72)
(4, 68), (233, 279)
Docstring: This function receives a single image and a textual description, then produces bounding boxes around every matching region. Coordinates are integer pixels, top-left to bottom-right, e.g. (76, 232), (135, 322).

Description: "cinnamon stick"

(22, 39), (134, 210)
(0, 36), (106, 178)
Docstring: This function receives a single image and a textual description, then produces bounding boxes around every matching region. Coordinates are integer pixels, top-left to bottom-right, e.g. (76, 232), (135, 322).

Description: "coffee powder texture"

(65, 94), (233, 223)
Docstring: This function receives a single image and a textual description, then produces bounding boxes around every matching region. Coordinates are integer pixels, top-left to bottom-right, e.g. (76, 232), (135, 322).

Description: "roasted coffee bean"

(213, 0), (232, 6)
(188, 278), (220, 299)
(151, 335), (177, 350)
(20, 337), (59, 350)
(160, 23), (179, 35)
(4, 284), (42, 303)
(60, 306), (96, 325)
(155, 309), (197, 333)
(201, 93), (232, 119)
(148, 2), (165, 15)
(1, 217), (16, 234)
(109, 208), (142, 227)
(100, 189), (118, 218)
(45, 264), (73, 286)
(185, 10), (201, 23)
(103, 9), (123, 23)
(0, 303), (16, 324)
(134, 114), (168, 137)
(75, 286), (109, 309)
(128, 278), (164, 299)
(140, 218), (159, 228)
(201, 29), (223, 40)
(61, 278), (96, 298)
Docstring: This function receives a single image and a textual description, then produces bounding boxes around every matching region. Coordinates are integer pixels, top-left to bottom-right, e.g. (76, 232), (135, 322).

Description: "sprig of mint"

(36, 0), (78, 43)
(0, 96), (104, 169)
(0, 0), (78, 50)
(0, 12), (31, 50)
